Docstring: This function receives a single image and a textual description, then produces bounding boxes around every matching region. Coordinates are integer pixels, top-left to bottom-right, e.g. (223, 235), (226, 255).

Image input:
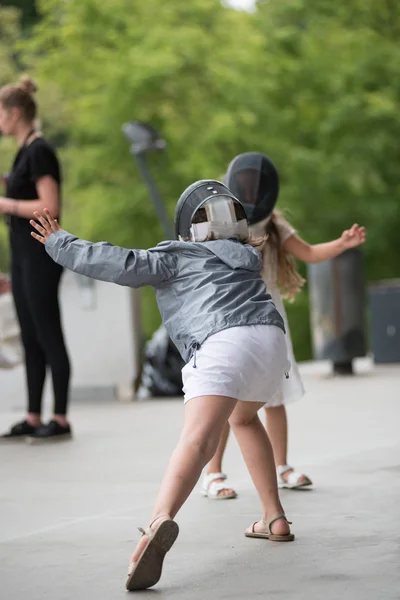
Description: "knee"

(180, 428), (221, 463)
(35, 321), (68, 358)
(20, 331), (39, 354)
(229, 412), (258, 430)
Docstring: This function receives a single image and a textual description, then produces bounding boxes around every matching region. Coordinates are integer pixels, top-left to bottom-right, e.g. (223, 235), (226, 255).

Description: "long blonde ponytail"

(263, 211), (306, 301)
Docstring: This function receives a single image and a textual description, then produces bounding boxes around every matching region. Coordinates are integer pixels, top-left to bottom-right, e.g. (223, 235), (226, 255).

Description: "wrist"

(2, 198), (19, 216)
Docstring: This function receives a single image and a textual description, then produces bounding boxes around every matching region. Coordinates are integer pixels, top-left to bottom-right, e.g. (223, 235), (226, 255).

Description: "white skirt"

(182, 324), (290, 404)
(267, 288), (305, 407)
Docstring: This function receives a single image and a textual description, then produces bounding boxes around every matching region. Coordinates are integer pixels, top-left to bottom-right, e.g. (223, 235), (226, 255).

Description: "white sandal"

(201, 472), (238, 500)
(277, 465), (313, 490)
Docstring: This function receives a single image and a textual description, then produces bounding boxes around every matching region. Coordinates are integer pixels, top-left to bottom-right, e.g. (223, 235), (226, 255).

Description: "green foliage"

(29, 0), (264, 245)
(1, 0), (38, 29)
(2, 0), (400, 356)
(253, 0), (400, 284)
(25, 0), (267, 338)
(0, 7), (21, 271)
(0, 6), (72, 271)
(284, 291), (312, 362)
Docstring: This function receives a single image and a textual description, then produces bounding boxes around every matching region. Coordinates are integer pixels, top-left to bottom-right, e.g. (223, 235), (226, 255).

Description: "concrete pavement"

(0, 358), (399, 599)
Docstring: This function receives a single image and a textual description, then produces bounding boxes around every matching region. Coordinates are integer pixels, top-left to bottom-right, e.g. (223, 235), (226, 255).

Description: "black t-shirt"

(6, 137), (62, 237)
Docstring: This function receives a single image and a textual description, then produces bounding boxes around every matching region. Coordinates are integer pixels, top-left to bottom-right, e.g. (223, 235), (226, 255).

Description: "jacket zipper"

(192, 342), (201, 368)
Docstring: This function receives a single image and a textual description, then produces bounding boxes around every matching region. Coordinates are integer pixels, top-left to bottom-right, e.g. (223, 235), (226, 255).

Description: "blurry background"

(1, 0), (400, 361)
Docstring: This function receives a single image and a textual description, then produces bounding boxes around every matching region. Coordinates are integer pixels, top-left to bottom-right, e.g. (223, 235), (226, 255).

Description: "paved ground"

(1, 358), (399, 599)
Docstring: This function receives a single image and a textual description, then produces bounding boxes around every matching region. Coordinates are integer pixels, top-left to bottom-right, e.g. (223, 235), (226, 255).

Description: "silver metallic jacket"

(46, 231), (285, 362)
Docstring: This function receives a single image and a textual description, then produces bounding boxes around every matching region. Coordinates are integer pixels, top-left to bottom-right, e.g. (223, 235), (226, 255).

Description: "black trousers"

(10, 232), (71, 416)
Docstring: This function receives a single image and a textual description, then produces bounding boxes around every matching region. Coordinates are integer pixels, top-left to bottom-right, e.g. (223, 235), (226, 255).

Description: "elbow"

(38, 198), (59, 217)
(301, 246), (317, 264)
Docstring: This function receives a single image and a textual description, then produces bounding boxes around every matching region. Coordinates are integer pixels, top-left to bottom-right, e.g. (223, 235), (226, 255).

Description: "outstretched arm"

(283, 224), (366, 264)
(30, 210), (174, 288)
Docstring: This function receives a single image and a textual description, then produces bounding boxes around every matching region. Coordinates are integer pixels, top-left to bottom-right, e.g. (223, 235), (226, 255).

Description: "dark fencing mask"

(224, 152), (279, 225)
(174, 180), (248, 242)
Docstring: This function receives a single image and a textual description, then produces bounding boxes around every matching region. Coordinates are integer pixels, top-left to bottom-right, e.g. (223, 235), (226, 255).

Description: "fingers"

(43, 208), (59, 232)
(348, 224), (366, 238)
(33, 211), (52, 232)
(29, 219), (47, 236)
(354, 225), (366, 241)
(30, 231), (46, 244)
(30, 209), (61, 246)
(30, 209), (56, 239)
(342, 224), (367, 248)
(348, 224), (360, 236)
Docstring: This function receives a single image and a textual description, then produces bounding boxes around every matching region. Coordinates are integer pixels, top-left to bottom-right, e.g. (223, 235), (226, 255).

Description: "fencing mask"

(174, 180), (248, 242)
(224, 152), (279, 225)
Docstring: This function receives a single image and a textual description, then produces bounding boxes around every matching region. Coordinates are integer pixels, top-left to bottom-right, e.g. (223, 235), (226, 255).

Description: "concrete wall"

(0, 271), (141, 412)
(60, 271), (140, 397)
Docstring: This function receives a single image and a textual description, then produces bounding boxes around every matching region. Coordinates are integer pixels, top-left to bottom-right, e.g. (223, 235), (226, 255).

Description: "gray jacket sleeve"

(45, 230), (175, 288)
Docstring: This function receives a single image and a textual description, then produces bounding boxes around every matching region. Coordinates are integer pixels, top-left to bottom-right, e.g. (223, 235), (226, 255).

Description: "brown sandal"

(245, 513), (294, 542)
(126, 515), (179, 591)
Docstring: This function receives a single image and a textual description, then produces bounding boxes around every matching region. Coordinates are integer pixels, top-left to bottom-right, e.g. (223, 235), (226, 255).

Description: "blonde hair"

(0, 75), (38, 123)
(264, 210), (306, 301)
(244, 234), (267, 249)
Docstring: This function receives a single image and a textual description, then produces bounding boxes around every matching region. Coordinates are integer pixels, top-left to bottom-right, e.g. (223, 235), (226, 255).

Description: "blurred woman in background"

(0, 75), (71, 442)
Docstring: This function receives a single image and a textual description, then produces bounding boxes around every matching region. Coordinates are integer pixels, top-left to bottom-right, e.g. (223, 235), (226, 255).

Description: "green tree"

(0, 6), (73, 271)
(251, 0), (400, 357)
(14, 0), (400, 358)
(0, 7), (21, 271)
(1, 0), (38, 29)
(253, 0), (400, 281)
(29, 0), (265, 335)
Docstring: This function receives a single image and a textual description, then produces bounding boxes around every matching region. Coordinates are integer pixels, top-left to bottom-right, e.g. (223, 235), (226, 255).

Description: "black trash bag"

(137, 325), (184, 398)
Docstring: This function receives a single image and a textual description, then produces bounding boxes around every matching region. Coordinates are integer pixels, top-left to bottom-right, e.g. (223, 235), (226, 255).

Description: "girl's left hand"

(30, 209), (61, 244)
(341, 224), (366, 249)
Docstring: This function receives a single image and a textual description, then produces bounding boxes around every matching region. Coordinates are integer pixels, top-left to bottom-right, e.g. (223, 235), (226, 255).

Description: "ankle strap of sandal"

(263, 513), (292, 532)
(277, 465), (294, 477)
(148, 514), (172, 529)
(203, 472), (227, 487)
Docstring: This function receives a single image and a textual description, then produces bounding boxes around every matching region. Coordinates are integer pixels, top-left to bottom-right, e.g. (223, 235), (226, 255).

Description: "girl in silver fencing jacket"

(30, 180), (295, 592)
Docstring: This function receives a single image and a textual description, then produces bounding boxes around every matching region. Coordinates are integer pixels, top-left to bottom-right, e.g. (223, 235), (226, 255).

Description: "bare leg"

(265, 405), (310, 486)
(205, 422), (236, 497)
(230, 401), (291, 536)
(207, 421), (230, 473)
(128, 396), (294, 594)
(265, 405), (288, 466)
(131, 395), (237, 562)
